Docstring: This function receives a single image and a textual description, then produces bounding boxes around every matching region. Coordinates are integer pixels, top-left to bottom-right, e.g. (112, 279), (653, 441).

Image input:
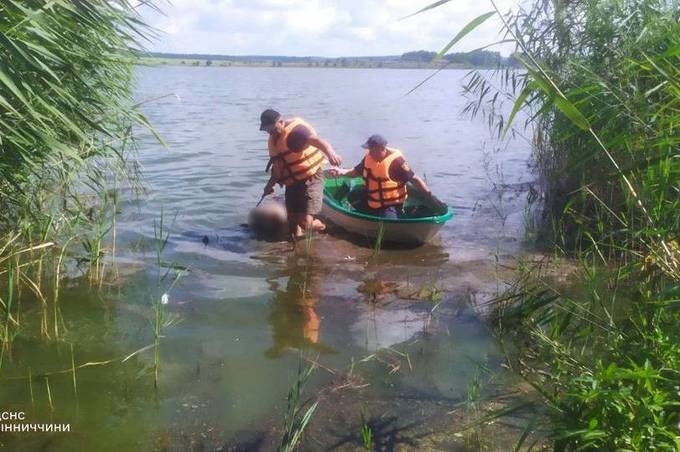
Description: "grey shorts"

(285, 172), (324, 215)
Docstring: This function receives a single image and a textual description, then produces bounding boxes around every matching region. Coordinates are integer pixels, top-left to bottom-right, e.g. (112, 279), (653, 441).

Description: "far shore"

(138, 50), (517, 70)
(139, 57), (504, 70)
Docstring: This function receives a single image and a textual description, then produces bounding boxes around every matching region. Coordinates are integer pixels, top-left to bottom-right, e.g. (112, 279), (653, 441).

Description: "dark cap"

(361, 134), (388, 149)
(259, 109), (281, 132)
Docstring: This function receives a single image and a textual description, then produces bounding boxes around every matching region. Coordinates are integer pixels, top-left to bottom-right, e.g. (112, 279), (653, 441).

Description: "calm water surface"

(1, 66), (532, 450)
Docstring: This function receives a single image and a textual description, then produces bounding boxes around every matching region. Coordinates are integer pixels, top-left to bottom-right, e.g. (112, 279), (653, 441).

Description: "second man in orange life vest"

(327, 134), (434, 219)
(259, 109), (342, 239)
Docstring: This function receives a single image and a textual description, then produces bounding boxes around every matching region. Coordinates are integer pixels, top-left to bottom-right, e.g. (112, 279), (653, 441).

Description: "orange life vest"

(268, 117), (326, 186)
(362, 148), (408, 209)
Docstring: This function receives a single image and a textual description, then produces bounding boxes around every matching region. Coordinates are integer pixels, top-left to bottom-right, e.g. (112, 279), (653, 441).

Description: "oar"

(255, 193), (267, 208)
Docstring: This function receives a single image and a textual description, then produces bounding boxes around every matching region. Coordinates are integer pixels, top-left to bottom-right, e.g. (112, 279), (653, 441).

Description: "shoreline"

(138, 58), (505, 70)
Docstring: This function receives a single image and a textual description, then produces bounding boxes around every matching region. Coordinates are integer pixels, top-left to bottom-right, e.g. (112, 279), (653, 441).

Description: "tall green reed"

(151, 210), (184, 389)
(279, 357), (319, 452)
(406, 0), (679, 449)
(0, 265), (15, 370)
(0, 0), (160, 339)
(371, 222), (385, 259)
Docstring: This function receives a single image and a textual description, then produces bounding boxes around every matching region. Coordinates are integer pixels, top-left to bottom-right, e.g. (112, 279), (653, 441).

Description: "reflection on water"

(266, 259), (334, 358)
(0, 66), (532, 450)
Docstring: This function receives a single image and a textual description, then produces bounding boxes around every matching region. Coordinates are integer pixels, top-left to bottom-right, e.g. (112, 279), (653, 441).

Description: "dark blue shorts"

(367, 205), (402, 219)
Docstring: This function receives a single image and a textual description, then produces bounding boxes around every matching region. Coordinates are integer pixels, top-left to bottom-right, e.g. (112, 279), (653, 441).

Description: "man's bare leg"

(304, 214), (314, 231)
(288, 213), (301, 240)
(289, 213), (305, 240)
(289, 215), (325, 240)
(304, 215), (327, 233)
(311, 218), (326, 232)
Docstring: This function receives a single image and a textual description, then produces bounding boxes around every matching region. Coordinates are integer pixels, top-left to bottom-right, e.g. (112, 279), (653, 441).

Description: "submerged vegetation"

(414, 0), (679, 449)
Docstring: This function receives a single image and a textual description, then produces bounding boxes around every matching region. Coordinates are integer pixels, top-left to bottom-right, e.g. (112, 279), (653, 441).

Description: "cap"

(259, 109), (281, 132)
(361, 134), (388, 149)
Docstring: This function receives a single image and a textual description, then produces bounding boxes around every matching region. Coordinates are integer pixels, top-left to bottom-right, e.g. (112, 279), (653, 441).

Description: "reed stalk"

(1, 264), (15, 370)
(70, 343), (77, 398)
(45, 376), (53, 412)
(28, 367), (34, 406)
(371, 222), (385, 259)
(279, 357), (318, 452)
(151, 210), (184, 389)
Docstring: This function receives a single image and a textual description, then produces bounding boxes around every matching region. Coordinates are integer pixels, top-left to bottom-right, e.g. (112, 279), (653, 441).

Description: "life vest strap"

(290, 155), (324, 178)
(267, 117), (324, 185)
(283, 148), (322, 167)
(367, 193), (406, 201)
(366, 183), (405, 194)
(363, 152), (408, 208)
(364, 172), (389, 183)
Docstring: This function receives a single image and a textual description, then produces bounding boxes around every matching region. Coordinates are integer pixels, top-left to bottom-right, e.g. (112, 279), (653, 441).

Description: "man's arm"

(327, 167), (361, 178)
(411, 175), (447, 209)
(388, 158), (446, 208)
(392, 158), (430, 193)
(410, 175), (431, 194)
(308, 136), (342, 166)
(327, 159), (363, 178)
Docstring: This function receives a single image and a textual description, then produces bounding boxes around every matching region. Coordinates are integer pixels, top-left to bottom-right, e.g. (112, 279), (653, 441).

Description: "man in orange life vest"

(328, 134), (434, 219)
(260, 109), (342, 238)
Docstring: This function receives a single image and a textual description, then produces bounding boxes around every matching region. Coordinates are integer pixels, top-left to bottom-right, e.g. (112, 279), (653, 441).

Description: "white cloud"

(140, 0), (520, 56)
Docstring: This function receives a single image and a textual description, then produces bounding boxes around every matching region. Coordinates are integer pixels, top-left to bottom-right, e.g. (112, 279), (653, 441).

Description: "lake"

(0, 66), (532, 450)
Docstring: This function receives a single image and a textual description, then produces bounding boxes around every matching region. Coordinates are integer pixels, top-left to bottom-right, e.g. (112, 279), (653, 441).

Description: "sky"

(140, 0), (520, 57)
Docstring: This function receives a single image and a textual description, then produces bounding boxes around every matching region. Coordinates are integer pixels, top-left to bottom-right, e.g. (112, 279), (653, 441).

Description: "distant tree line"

(147, 52), (315, 63)
(147, 51), (520, 69)
(400, 50), (521, 67)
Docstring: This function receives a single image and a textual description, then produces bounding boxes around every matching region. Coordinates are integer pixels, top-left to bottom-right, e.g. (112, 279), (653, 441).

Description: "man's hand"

(326, 149), (342, 167)
(308, 136), (342, 167)
(325, 168), (344, 178)
(428, 193), (447, 210)
(326, 167), (360, 179)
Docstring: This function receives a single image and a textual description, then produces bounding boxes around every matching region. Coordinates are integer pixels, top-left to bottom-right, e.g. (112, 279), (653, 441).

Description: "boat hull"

(322, 203), (446, 244)
(321, 176), (453, 245)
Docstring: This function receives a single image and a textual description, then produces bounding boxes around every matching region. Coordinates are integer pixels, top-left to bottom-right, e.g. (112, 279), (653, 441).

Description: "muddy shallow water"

(0, 66), (532, 450)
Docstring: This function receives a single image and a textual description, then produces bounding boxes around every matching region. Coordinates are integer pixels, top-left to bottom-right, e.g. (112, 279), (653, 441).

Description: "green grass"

(279, 357), (319, 452)
(491, 256), (679, 450)
(360, 409), (373, 451)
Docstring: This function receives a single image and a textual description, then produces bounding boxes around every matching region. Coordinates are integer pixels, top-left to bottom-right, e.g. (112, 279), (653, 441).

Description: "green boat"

(322, 176), (453, 244)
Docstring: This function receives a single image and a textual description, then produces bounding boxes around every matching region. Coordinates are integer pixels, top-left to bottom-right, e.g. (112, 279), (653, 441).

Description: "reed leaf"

(433, 12), (495, 63)
(400, 0), (454, 20)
